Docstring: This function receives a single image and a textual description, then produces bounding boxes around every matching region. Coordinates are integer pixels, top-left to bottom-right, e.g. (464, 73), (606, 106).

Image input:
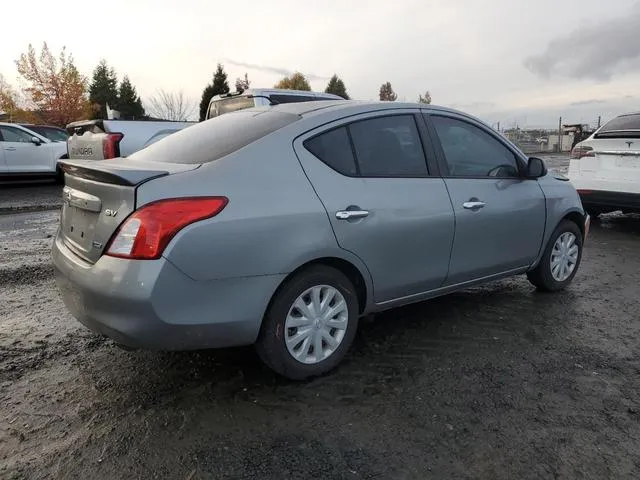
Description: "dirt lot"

(1, 163), (639, 479)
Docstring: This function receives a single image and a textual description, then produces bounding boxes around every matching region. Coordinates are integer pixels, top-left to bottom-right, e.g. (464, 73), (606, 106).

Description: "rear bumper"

(52, 234), (285, 350)
(578, 189), (640, 213)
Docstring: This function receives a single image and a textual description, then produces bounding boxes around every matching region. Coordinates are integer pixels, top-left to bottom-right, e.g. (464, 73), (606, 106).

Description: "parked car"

(65, 119), (195, 161)
(53, 101), (589, 380)
(205, 88), (343, 120)
(20, 124), (69, 142)
(0, 122), (68, 178)
(569, 111), (640, 215)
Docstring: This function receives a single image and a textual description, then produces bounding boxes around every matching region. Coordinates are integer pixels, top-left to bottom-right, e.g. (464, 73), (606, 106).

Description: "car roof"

(211, 89), (342, 101)
(251, 99), (478, 120)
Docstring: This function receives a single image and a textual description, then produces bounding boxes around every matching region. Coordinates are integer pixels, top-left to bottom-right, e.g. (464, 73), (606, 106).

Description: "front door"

(294, 111), (455, 303)
(0, 125), (49, 173)
(427, 113), (546, 285)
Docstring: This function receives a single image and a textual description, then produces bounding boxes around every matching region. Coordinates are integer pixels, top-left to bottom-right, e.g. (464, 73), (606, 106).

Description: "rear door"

(294, 110), (455, 304)
(426, 113), (546, 285)
(0, 125), (51, 172)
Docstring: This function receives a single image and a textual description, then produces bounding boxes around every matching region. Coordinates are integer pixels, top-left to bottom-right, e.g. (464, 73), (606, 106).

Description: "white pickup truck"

(66, 119), (194, 160)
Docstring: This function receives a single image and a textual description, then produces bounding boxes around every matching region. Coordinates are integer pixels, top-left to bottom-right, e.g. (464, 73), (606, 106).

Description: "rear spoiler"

(59, 159), (168, 186)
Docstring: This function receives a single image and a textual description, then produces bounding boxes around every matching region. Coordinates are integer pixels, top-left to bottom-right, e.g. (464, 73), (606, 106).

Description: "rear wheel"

(255, 265), (359, 380)
(527, 220), (583, 292)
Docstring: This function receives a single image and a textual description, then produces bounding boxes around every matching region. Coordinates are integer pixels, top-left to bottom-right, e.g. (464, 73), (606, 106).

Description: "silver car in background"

(53, 101), (589, 380)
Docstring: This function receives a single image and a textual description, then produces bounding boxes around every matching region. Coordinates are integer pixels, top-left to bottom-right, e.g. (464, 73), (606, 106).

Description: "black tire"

(527, 220), (583, 292)
(255, 265), (359, 380)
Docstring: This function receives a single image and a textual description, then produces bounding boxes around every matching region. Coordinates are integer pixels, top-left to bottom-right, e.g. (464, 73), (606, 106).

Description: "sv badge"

(104, 209), (118, 217)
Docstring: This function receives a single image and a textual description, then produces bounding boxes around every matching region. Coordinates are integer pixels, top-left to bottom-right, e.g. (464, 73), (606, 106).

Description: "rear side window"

(132, 109), (299, 164)
(303, 127), (357, 175)
(304, 114), (429, 177)
(270, 94), (317, 104)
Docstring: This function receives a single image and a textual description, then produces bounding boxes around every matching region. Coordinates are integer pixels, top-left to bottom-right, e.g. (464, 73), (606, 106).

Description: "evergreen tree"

(235, 73), (251, 94)
(199, 63), (230, 121)
(117, 76), (145, 119)
(325, 74), (350, 99)
(88, 60), (118, 119)
(418, 91), (432, 104)
(379, 82), (398, 101)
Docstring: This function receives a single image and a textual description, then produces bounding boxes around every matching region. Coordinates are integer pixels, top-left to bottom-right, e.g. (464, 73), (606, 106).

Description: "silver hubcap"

(550, 232), (579, 282)
(284, 285), (349, 365)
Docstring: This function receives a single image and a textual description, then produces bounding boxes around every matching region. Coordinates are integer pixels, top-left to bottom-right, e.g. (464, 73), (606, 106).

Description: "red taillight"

(105, 197), (228, 260)
(570, 145), (595, 159)
(103, 132), (124, 159)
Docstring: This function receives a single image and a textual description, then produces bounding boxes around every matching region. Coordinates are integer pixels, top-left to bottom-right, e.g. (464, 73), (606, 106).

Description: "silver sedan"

(53, 100), (589, 380)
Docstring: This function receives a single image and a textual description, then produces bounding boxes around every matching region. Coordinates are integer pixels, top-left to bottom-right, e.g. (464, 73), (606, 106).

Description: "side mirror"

(30, 136), (42, 146)
(527, 157), (547, 178)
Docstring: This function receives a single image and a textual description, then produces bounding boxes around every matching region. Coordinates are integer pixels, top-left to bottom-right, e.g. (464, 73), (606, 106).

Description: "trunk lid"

(66, 120), (115, 160)
(58, 158), (198, 263)
(580, 138), (640, 182)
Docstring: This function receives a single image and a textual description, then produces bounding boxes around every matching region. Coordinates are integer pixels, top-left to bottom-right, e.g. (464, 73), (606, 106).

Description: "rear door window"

(304, 114), (429, 177)
(349, 115), (428, 177)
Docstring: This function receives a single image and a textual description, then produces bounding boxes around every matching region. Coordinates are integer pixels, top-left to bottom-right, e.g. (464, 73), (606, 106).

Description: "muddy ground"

(1, 158), (639, 479)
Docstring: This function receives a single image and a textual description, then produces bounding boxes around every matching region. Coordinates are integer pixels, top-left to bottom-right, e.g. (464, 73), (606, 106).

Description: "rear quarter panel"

(135, 131), (374, 301)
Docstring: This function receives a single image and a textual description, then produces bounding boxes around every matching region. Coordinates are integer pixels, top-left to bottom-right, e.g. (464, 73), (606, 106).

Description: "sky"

(2, 0), (640, 128)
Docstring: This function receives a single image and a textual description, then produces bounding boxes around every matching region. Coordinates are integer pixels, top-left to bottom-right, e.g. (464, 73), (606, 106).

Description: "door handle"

(336, 210), (370, 220)
(463, 201), (486, 210)
(4, 147), (16, 151)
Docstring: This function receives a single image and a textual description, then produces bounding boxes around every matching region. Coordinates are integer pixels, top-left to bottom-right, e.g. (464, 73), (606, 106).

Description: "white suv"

(0, 122), (68, 179)
(568, 112), (640, 216)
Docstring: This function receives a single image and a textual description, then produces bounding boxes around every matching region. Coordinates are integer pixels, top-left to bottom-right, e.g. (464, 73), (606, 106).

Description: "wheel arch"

(267, 255), (373, 318)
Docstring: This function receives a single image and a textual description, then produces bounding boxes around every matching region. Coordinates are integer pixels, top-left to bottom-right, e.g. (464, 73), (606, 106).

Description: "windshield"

(599, 114), (640, 133)
(26, 126), (69, 142)
(207, 96), (255, 119)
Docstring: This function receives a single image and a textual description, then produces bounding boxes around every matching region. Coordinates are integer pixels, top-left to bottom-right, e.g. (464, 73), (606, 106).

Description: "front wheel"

(527, 220), (583, 292)
(255, 265), (359, 380)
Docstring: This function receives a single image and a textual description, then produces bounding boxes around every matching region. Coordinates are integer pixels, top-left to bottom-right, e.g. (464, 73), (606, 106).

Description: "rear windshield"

(130, 109), (299, 164)
(598, 114), (640, 133)
(207, 96), (255, 119)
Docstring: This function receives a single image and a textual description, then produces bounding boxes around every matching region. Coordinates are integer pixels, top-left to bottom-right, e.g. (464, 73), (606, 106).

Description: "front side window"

(431, 115), (519, 178)
(304, 114), (429, 178)
(0, 126), (34, 143)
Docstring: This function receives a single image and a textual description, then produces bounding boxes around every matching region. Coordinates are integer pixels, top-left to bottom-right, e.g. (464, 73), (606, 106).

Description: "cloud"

(222, 59), (330, 82)
(524, 2), (640, 81)
(569, 99), (606, 106)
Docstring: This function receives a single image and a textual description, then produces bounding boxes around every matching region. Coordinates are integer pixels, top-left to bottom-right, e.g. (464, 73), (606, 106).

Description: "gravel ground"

(2, 157), (640, 479)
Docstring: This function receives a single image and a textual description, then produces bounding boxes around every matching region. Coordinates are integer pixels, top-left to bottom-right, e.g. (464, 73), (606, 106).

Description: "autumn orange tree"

(15, 42), (90, 126)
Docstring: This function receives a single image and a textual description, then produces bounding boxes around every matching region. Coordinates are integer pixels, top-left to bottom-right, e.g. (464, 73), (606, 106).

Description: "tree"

(15, 42), (90, 126)
(418, 91), (432, 104)
(88, 60), (118, 119)
(199, 63), (230, 121)
(325, 74), (350, 99)
(274, 72), (311, 91)
(379, 82), (397, 101)
(0, 73), (18, 114)
(147, 89), (195, 121)
(235, 73), (250, 94)
(116, 76), (145, 119)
